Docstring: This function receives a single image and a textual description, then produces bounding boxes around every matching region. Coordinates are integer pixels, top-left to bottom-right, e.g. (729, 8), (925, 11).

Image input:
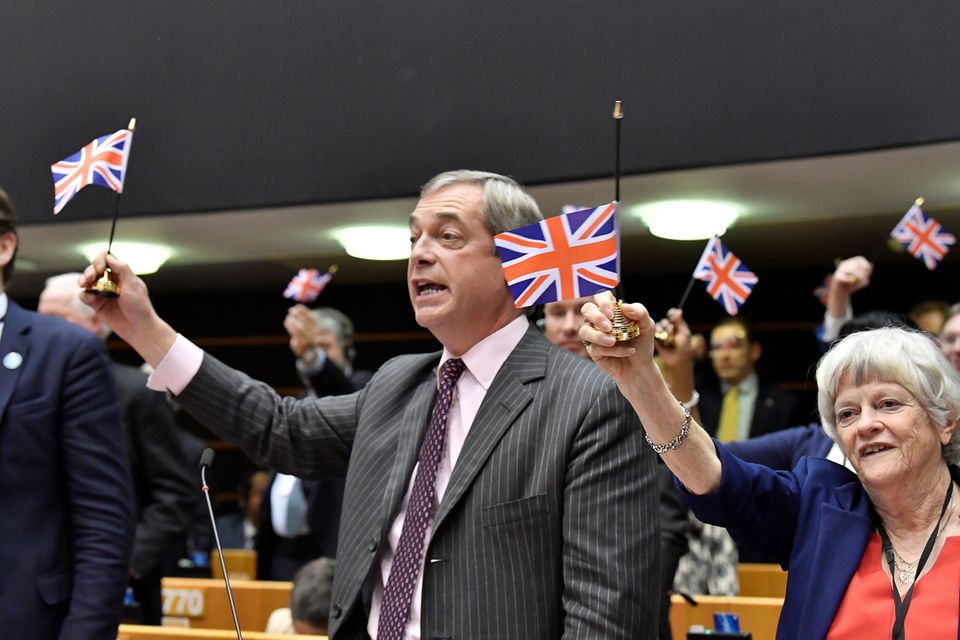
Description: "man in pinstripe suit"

(81, 170), (660, 639)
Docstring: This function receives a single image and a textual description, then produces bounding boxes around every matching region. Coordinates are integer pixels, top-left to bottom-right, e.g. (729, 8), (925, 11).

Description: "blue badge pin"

(3, 352), (23, 370)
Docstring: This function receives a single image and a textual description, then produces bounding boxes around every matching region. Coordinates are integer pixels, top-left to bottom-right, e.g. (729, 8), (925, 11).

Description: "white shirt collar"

(722, 371), (758, 394)
(439, 315), (529, 390)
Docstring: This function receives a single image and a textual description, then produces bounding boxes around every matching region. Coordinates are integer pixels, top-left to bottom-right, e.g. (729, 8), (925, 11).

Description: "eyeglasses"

(709, 333), (747, 356)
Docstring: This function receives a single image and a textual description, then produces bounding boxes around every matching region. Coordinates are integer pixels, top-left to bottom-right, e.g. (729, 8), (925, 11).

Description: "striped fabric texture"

(178, 325), (660, 639)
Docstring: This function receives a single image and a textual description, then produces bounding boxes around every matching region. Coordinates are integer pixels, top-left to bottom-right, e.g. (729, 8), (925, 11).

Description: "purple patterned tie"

(377, 357), (466, 640)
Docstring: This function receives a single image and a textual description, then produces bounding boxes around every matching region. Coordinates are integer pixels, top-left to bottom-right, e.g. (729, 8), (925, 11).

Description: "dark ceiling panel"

(2, 0), (959, 223)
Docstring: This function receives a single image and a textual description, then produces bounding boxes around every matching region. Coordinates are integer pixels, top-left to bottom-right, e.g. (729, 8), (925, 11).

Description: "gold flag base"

(611, 300), (641, 341)
(86, 268), (120, 298)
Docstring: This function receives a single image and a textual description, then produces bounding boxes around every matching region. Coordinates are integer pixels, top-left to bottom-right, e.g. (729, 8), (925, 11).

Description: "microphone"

(199, 448), (244, 640)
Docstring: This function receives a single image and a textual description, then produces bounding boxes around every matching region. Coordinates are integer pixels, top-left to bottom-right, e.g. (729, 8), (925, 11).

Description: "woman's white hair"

(816, 327), (960, 464)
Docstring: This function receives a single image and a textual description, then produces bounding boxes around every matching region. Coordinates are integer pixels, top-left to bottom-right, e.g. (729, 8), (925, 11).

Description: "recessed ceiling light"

(631, 200), (741, 240)
(331, 225), (411, 261)
(80, 241), (173, 275)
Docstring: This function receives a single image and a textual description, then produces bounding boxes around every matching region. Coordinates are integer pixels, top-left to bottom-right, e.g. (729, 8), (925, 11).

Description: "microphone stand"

(200, 450), (244, 640)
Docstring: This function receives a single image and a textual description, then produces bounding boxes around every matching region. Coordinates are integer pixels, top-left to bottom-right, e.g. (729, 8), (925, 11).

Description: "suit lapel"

(0, 301), (30, 422)
(798, 481), (874, 639)
(377, 367), (438, 538)
(433, 328), (545, 530)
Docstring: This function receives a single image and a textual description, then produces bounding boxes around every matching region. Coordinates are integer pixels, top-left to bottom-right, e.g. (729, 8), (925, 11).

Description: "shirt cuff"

(146, 333), (204, 394)
(821, 306), (853, 343)
(296, 348), (328, 375)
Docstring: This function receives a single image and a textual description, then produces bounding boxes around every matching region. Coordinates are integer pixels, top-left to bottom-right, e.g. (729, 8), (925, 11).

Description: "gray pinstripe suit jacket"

(178, 325), (659, 639)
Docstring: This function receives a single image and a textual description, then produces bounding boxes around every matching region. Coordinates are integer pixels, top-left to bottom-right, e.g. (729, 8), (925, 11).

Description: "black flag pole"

(675, 273), (698, 311)
(608, 100), (641, 341)
(106, 117), (136, 256)
(614, 100), (622, 204)
(612, 100), (625, 303)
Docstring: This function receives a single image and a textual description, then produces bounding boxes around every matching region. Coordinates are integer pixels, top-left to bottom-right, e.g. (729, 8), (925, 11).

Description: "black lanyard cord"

(877, 479), (954, 640)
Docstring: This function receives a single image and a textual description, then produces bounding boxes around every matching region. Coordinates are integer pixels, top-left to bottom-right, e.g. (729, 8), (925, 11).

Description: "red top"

(827, 533), (960, 639)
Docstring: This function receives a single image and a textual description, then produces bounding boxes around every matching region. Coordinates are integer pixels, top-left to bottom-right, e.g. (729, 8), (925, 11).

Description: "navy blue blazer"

(683, 441), (960, 640)
(0, 300), (134, 640)
(726, 423), (834, 471)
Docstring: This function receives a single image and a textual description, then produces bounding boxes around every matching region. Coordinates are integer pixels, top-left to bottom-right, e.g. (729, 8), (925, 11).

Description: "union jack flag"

(494, 202), (619, 308)
(51, 128), (133, 215)
(283, 268), (332, 303)
(692, 237), (758, 316)
(890, 204), (955, 271)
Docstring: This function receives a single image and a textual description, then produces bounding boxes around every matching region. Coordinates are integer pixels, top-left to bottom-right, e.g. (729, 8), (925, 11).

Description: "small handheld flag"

(890, 201), (955, 271)
(692, 236), (758, 316)
(283, 268), (332, 303)
(495, 202), (620, 308)
(51, 127), (134, 215)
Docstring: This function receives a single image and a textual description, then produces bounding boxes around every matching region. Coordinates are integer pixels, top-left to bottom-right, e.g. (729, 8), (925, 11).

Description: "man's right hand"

(79, 252), (178, 367)
(827, 255), (873, 320)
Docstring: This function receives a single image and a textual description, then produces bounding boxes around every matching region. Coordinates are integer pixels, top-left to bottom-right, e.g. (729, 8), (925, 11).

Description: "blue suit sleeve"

(679, 440), (805, 566)
(59, 336), (135, 639)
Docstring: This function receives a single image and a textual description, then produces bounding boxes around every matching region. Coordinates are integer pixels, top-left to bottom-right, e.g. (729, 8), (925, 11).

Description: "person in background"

(81, 170), (658, 639)
(909, 300), (950, 336)
(583, 292), (960, 639)
(0, 189), (134, 639)
(698, 316), (802, 442)
(939, 303), (960, 372)
(256, 306), (373, 580)
(542, 297), (590, 357)
(265, 557), (336, 635)
(216, 470), (270, 550)
(819, 255), (873, 345)
(38, 272), (196, 626)
(286, 304), (374, 396)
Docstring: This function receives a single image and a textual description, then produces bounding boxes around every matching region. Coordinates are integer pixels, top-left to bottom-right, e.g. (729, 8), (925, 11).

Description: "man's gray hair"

(290, 557), (335, 630)
(816, 327), (960, 464)
(421, 170), (542, 235)
(311, 307), (354, 363)
(44, 272), (113, 340)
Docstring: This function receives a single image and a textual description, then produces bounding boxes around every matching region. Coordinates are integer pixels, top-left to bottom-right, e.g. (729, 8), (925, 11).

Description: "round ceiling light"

(631, 200), (740, 240)
(80, 241), (173, 275)
(331, 225), (411, 261)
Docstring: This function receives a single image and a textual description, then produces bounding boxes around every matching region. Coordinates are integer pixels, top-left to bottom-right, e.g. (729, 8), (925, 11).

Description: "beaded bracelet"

(644, 401), (691, 454)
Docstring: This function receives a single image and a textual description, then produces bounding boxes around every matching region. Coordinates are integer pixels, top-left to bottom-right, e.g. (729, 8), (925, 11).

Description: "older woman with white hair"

(581, 293), (960, 640)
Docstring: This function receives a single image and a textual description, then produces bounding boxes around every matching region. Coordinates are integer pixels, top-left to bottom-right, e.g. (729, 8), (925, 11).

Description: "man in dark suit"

(257, 306), (374, 580)
(38, 273), (196, 625)
(543, 297), (688, 640)
(82, 170), (660, 639)
(0, 189), (134, 639)
(698, 316), (801, 441)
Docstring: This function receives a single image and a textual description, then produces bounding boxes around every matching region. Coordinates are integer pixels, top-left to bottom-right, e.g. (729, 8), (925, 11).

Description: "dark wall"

(3, 1), (959, 223)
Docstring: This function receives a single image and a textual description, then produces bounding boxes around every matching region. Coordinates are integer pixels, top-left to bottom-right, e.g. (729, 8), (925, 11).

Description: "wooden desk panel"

(161, 577), (291, 632)
(737, 563), (788, 598)
(669, 594), (783, 640)
(119, 624), (325, 639)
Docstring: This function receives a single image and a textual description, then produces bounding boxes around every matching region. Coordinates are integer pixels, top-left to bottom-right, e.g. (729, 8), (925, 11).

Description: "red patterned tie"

(377, 358), (466, 640)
